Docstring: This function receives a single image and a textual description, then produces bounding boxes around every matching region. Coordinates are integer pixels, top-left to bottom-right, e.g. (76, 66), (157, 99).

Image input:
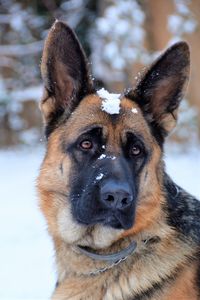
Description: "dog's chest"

(53, 241), (197, 300)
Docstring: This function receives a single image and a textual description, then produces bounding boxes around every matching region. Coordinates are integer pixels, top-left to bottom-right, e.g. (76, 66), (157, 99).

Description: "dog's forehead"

(63, 94), (152, 141)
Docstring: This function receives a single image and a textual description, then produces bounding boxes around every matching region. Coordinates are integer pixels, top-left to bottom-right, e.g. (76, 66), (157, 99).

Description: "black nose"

(100, 181), (133, 210)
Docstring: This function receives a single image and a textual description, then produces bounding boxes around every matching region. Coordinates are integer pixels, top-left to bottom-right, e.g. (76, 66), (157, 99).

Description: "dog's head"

(38, 21), (190, 249)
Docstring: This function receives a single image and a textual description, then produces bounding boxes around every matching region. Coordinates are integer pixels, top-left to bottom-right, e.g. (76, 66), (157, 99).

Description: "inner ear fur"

(126, 42), (190, 141)
(40, 21), (94, 131)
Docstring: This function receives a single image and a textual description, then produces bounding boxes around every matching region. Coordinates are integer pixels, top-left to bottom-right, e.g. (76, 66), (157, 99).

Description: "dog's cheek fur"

(82, 225), (124, 249)
(38, 130), (86, 243)
(57, 204), (87, 244)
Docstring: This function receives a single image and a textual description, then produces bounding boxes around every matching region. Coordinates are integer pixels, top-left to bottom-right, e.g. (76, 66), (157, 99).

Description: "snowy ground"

(0, 146), (200, 300)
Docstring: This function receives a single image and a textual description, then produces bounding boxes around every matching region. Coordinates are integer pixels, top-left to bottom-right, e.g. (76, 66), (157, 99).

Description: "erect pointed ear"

(40, 21), (94, 135)
(126, 42), (190, 145)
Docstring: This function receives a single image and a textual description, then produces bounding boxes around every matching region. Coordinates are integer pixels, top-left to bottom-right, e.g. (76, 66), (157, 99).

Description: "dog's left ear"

(40, 21), (94, 129)
(126, 42), (190, 143)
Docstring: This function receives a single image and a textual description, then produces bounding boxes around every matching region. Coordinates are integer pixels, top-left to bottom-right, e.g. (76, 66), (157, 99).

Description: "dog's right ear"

(40, 21), (94, 134)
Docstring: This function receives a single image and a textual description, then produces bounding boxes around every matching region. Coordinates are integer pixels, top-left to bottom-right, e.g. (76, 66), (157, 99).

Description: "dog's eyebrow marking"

(97, 88), (121, 114)
(76, 124), (103, 136)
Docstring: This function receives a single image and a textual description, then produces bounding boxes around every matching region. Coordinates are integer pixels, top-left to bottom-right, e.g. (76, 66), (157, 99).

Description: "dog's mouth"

(75, 240), (137, 263)
(75, 211), (135, 230)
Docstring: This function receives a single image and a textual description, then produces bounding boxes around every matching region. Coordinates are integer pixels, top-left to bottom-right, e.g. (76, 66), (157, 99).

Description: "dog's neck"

(54, 219), (171, 283)
(74, 236), (163, 276)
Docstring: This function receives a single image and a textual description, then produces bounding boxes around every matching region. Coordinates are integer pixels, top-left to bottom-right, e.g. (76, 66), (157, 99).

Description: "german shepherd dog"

(38, 21), (200, 299)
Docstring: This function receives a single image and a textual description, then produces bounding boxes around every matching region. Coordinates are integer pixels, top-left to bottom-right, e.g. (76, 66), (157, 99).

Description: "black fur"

(165, 175), (200, 245)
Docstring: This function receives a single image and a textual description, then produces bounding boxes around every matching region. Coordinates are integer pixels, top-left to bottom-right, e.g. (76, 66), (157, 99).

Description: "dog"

(37, 21), (200, 300)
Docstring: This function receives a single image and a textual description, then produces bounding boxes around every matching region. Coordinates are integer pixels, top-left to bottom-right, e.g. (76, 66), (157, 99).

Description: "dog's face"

(56, 96), (154, 231)
(38, 21), (190, 248)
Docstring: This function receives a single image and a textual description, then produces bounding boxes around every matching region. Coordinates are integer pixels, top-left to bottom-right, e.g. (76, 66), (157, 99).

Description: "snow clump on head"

(97, 88), (121, 114)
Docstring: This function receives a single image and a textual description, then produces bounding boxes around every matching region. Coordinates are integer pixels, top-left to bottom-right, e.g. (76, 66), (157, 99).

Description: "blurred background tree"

(0, 0), (199, 147)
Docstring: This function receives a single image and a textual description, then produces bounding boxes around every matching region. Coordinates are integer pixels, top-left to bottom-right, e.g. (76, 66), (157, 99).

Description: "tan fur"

(162, 264), (198, 300)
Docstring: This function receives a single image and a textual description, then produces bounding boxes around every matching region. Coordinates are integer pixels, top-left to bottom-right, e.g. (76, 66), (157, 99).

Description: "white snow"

(97, 88), (121, 115)
(98, 154), (116, 161)
(96, 173), (104, 181)
(52, 19), (59, 30)
(168, 14), (183, 34)
(98, 153), (106, 160)
(0, 41), (43, 56)
(10, 85), (43, 102)
(132, 108), (138, 114)
(10, 15), (24, 31)
(0, 146), (200, 299)
(92, 0), (147, 80)
(107, 155), (116, 160)
(0, 148), (56, 300)
(176, 1), (189, 15)
(167, 2), (197, 43)
(183, 19), (197, 33)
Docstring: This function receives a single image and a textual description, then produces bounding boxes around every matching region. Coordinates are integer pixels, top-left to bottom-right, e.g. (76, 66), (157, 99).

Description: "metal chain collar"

(88, 255), (128, 276)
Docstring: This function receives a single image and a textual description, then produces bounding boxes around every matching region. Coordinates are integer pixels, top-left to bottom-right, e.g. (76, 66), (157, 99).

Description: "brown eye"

(80, 140), (93, 150)
(130, 145), (142, 156)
